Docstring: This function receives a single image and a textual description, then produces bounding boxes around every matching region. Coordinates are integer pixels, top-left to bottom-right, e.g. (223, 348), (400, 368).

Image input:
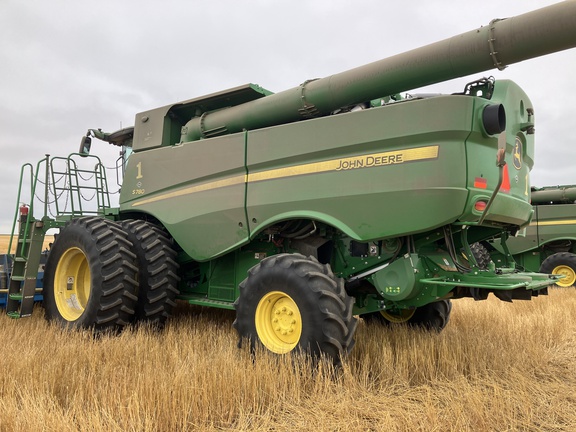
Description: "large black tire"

(470, 242), (492, 270)
(233, 253), (357, 364)
(363, 300), (452, 332)
(121, 220), (180, 327)
(540, 252), (576, 287)
(43, 217), (138, 331)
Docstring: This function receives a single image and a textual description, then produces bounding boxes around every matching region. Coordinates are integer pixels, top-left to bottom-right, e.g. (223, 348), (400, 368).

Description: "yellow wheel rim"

(255, 291), (302, 354)
(54, 247), (91, 321)
(552, 264), (576, 287)
(380, 308), (415, 323)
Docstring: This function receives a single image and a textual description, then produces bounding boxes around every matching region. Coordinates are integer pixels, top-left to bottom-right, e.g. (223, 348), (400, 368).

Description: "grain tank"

(8, 2), (576, 363)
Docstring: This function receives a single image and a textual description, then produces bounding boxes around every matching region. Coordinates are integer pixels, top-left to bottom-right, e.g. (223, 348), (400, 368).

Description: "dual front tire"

(43, 217), (179, 331)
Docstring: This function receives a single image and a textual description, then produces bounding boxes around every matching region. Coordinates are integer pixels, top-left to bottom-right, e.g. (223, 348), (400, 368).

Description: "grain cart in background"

(484, 185), (576, 287)
(6, 2), (576, 364)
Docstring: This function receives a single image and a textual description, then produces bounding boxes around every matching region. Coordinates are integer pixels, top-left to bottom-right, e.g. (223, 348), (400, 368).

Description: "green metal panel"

(370, 254), (419, 301)
(133, 84), (271, 151)
(533, 203), (576, 248)
(460, 81), (534, 226)
(120, 133), (249, 261)
(207, 253), (237, 302)
(178, 241), (279, 305)
(491, 202), (576, 257)
(505, 250), (542, 274)
(245, 95), (470, 242)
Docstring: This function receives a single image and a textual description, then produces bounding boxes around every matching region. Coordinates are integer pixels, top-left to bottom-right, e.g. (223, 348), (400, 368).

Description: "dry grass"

(0, 291), (574, 431)
(1, 235), (575, 430)
(0, 234), (54, 254)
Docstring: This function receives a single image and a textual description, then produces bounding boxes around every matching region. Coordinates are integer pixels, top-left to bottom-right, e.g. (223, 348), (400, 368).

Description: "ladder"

(6, 212), (46, 318)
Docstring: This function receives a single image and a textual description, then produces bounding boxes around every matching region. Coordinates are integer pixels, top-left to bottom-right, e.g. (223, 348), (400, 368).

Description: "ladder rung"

(14, 257), (27, 263)
(0, 288), (40, 295)
(6, 312), (21, 319)
(10, 276), (24, 282)
(9, 293), (22, 300)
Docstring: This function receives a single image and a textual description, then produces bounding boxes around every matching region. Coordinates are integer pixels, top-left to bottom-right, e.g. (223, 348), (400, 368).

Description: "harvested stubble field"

(0, 236), (575, 431)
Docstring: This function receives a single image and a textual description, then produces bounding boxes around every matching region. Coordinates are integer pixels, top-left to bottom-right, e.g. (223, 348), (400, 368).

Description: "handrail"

(8, 156), (49, 257)
(9, 153), (111, 256)
(49, 153), (111, 218)
(8, 163), (33, 256)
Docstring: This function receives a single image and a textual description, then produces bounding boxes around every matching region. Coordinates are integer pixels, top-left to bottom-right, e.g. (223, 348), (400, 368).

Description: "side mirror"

(79, 136), (92, 156)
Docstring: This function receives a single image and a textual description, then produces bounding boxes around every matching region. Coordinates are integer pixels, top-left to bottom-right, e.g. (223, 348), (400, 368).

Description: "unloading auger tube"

(179, 1), (576, 142)
(530, 185), (576, 205)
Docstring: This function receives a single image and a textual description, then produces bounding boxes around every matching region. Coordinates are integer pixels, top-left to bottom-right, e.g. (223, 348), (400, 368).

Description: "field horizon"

(0, 234), (54, 254)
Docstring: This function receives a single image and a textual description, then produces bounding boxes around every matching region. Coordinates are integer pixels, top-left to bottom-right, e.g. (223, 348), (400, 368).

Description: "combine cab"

(6, 2), (576, 363)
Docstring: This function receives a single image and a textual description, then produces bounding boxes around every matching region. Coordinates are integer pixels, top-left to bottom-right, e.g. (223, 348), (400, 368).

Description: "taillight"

(474, 201), (487, 211)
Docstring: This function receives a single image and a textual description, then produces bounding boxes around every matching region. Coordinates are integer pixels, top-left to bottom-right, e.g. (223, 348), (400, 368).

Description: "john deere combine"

(6, 2), (576, 363)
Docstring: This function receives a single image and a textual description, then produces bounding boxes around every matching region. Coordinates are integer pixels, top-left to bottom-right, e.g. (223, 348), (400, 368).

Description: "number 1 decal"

(136, 161), (143, 179)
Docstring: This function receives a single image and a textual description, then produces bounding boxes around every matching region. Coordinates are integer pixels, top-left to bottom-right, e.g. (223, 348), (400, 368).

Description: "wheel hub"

(380, 308), (416, 323)
(54, 247), (91, 321)
(255, 291), (302, 354)
(272, 299), (298, 337)
(553, 265), (576, 287)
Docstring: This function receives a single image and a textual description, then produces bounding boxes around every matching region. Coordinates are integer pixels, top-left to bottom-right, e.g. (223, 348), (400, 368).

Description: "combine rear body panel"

(6, 2), (576, 363)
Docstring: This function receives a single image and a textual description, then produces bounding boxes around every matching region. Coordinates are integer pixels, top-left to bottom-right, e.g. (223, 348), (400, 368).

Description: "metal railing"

(8, 153), (111, 254)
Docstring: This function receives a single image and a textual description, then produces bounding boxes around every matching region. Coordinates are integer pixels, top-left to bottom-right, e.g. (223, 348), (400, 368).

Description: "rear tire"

(121, 220), (180, 327)
(233, 253), (357, 364)
(43, 217), (138, 331)
(470, 242), (491, 270)
(363, 300), (452, 331)
(540, 252), (576, 287)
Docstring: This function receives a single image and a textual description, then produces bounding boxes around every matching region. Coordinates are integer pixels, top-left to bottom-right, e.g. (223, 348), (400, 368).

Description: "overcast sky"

(1, 0), (575, 233)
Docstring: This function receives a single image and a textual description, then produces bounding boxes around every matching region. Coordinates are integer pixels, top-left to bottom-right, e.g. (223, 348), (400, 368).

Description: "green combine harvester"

(6, 2), (576, 363)
(485, 185), (576, 287)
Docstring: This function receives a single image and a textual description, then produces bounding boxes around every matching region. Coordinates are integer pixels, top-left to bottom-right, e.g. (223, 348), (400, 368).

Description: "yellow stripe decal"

(529, 219), (576, 227)
(249, 146), (438, 182)
(132, 145), (439, 207)
(132, 175), (246, 206)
